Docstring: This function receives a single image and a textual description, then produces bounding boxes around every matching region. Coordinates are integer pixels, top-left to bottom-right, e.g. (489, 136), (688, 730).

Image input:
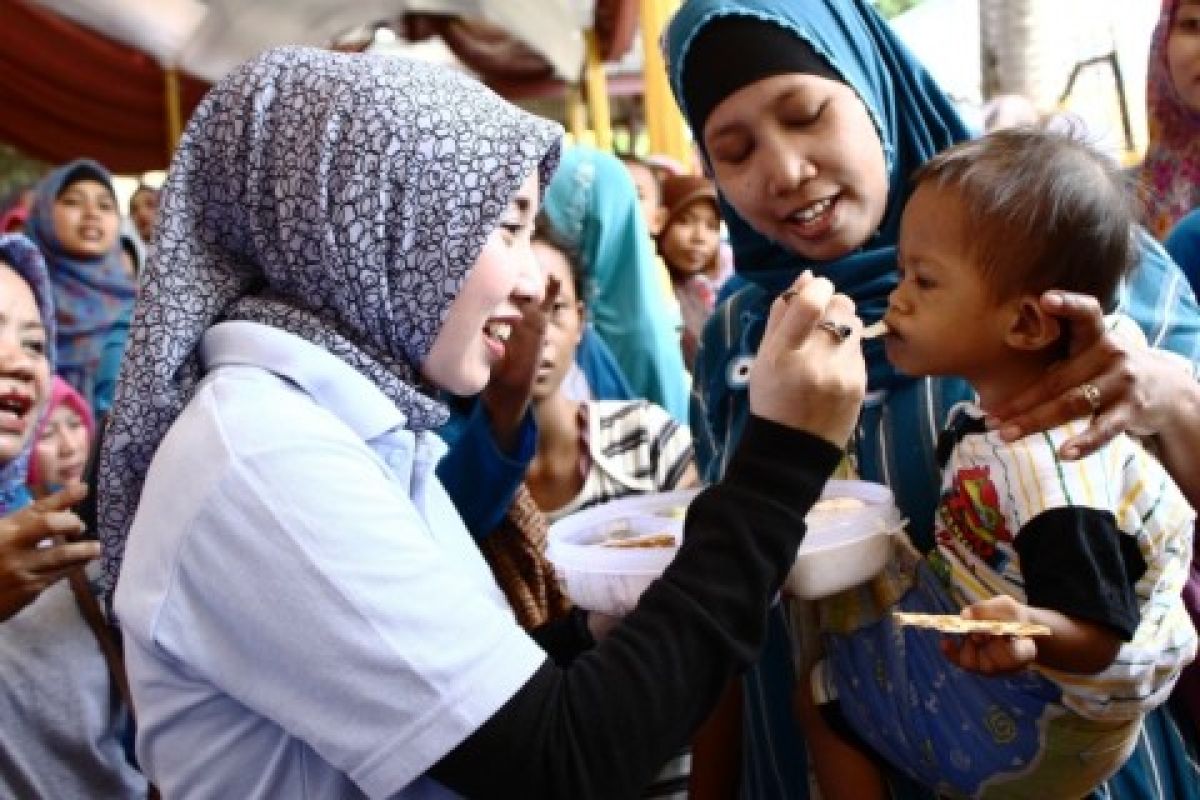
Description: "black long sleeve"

(529, 607), (596, 667)
(429, 415), (842, 799)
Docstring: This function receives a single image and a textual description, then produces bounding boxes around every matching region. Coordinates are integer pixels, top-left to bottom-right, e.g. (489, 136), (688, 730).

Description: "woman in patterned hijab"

(90, 45), (872, 799)
(97, 47), (560, 593)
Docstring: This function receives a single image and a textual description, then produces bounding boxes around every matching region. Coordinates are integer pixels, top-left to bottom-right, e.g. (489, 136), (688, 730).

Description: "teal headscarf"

(543, 145), (690, 421)
(665, 0), (970, 389)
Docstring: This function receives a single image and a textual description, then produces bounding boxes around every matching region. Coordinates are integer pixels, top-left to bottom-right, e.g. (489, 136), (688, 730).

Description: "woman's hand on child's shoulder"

(986, 291), (1194, 459)
(749, 271), (866, 447)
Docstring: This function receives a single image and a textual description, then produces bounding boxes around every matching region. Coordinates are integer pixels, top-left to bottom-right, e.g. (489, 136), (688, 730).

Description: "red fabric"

(1, 0), (643, 170)
(406, 15), (557, 83)
(0, 0), (210, 173)
(593, 0), (639, 62)
(400, 1), (641, 98)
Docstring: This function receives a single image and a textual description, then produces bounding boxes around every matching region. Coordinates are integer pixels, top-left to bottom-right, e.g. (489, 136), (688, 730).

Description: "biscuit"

(600, 533), (678, 549)
(892, 611), (1052, 637)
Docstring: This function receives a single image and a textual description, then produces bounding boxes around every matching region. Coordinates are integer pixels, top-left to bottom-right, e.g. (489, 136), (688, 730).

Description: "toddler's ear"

(1005, 295), (1062, 350)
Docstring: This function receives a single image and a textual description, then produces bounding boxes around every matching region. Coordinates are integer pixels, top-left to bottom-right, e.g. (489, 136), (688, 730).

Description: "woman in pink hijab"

(27, 376), (94, 497)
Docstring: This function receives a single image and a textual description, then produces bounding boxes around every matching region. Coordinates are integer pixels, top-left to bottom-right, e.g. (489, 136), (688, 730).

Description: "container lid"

(800, 479), (902, 552)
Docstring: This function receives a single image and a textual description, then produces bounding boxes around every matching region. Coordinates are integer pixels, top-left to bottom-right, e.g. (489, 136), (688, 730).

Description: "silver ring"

(1079, 381), (1102, 412)
(816, 319), (853, 343)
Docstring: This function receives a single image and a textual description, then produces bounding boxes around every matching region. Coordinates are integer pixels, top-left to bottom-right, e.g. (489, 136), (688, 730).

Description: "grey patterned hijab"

(97, 46), (562, 594)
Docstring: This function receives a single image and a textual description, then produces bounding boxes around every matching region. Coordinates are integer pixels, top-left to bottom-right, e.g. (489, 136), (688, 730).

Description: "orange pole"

(565, 84), (589, 144)
(639, 0), (690, 166)
(583, 29), (613, 151)
(164, 66), (183, 159)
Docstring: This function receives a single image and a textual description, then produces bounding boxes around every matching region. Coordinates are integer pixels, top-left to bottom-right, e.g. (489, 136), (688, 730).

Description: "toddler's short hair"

(912, 126), (1135, 308)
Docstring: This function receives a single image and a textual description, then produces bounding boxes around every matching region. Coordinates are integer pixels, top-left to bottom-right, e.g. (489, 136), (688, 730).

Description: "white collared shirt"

(115, 321), (544, 799)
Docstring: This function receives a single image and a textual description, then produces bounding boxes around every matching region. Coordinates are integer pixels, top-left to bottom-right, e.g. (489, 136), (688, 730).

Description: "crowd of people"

(1, 0), (1199, 797)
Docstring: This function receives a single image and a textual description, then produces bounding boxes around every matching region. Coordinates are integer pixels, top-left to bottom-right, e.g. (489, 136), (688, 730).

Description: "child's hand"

(940, 595), (1038, 675)
(0, 483), (94, 622)
(481, 275), (561, 451)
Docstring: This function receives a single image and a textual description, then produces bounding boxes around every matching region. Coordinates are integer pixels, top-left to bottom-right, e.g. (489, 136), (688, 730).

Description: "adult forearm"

(1152, 370), (1200, 508)
(430, 416), (841, 799)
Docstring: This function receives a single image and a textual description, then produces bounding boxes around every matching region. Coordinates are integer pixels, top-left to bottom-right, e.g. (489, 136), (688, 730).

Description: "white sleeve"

(150, 429), (544, 796)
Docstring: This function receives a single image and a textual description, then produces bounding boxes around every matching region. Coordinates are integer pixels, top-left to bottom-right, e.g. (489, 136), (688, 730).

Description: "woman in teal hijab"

(665, 0), (1200, 797)
(543, 145), (691, 422)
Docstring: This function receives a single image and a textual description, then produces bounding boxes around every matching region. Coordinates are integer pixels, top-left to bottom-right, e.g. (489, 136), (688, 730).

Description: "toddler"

(798, 128), (1197, 800)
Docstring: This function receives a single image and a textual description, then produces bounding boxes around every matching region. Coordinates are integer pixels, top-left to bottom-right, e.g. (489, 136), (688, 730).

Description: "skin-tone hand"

(586, 610), (620, 641)
(748, 271), (866, 447)
(481, 275), (561, 453)
(987, 291), (1187, 456)
(986, 291), (1200, 505)
(0, 482), (95, 622)
(941, 594), (1122, 677)
(940, 596), (1038, 675)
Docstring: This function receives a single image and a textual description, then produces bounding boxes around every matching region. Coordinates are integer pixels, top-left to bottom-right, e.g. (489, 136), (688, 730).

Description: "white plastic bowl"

(546, 481), (902, 613)
(786, 480), (903, 599)
(546, 489), (701, 615)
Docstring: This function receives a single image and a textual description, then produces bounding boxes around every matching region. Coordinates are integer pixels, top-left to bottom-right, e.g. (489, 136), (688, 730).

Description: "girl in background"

(527, 221), (698, 522)
(127, 185), (160, 248)
(28, 376), (94, 498)
(657, 175), (725, 368)
(24, 159), (135, 411)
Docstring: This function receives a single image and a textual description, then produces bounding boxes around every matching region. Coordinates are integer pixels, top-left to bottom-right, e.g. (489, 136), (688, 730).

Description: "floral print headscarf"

(97, 46), (561, 595)
(1140, 0), (1200, 239)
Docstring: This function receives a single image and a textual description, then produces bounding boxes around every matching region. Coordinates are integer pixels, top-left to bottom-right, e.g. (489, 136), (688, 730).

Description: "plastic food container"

(546, 489), (701, 615)
(546, 480), (903, 613)
(786, 480), (904, 599)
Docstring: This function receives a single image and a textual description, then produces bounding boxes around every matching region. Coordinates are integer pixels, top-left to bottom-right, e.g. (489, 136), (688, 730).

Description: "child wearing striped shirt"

(797, 128), (1197, 800)
(526, 219), (699, 524)
(528, 218), (700, 799)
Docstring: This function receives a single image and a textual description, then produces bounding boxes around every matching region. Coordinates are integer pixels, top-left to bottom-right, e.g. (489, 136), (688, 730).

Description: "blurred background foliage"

(874, 0), (927, 18)
(0, 143), (47, 205)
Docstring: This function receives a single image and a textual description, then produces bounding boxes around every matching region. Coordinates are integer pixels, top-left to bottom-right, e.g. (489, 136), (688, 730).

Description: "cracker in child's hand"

(892, 611), (1052, 637)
